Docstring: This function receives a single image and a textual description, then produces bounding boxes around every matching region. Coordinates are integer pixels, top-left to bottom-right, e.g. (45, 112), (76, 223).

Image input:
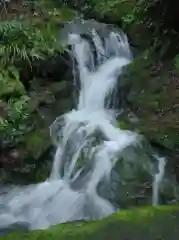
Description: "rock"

(0, 139), (52, 184)
(29, 79), (73, 126)
(0, 145), (30, 184)
(1, 205), (179, 239)
(119, 52), (179, 188)
(25, 78), (74, 156)
(126, 23), (152, 50)
(60, 19), (111, 42)
(29, 52), (71, 83)
(111, 147), (154, 207)
(23, 128), (50, 160)
(120, 52), (179, 153)
(0, 77), (74, 184)
(60, 19), (130, 47)
(98, 144), (170, 208)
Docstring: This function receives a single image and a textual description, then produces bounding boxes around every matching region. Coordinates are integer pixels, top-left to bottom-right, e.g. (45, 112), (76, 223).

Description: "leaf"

(0, 69), (25, 98)
(8, 66), (20, 80)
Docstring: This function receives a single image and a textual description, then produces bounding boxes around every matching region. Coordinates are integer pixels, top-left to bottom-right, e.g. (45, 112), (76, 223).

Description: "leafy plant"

(0, 1), (74, 150)
(0, 66), (25, 98)
(0, 94), (31, 146)
(0, 18), (63, 68)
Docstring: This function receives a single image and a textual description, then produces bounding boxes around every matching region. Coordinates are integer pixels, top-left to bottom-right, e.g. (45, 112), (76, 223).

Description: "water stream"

(0, 26), (166, 231)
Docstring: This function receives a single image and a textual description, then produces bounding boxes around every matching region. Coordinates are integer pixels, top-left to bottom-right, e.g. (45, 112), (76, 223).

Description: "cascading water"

(0, 26), (166, 232)
(152, 156), (166, 205)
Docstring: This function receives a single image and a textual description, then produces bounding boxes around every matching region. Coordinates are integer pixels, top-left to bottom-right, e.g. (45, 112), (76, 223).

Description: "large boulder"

(120, 53), (179, 153)
(118, 52), (179, 187)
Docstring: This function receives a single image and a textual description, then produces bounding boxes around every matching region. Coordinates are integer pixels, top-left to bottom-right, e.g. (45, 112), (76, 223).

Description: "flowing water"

(152, 156), (166, 205)
(0, 26), (166, 231)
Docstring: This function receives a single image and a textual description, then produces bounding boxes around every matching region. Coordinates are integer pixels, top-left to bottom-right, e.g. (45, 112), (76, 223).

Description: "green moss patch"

(1, 205), (179, 240)
(121, 53), (179, 153)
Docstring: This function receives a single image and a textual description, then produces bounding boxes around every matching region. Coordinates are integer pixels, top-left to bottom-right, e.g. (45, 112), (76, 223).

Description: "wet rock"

(97, 138), (179, 208)
(0, 222), (29, 236)
(98, 145), (154, 208)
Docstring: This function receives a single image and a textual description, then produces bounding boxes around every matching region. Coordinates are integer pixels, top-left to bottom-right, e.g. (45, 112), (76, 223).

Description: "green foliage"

(0, 0), (74, 69)
(0, 66), (30, 147)
(92, 0), (136, 20)
(0, 1), (75, 149)
(0, 66), (25, 98)
(69, 0), (178, 53)
(0, 18), (62, 68)
(0, 13), (59, 145)
(0, 95), (31, 146)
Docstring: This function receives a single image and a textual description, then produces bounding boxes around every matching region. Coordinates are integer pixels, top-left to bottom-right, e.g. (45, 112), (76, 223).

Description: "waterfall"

(152, 156), (166, 205)
(0, 26), (165, 231)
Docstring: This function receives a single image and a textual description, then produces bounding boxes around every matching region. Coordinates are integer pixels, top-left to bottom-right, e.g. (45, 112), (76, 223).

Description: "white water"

(152, 156), (166, 205)
(0, 28), (165, 231)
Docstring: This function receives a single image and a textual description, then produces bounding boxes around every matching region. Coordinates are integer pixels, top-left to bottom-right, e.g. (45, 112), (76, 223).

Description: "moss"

(34, 163), (50, 182)
(92, 0), (136, 24)
(24, 128), (50, 159)
(117, 120), (130, 130)
(1, 205), (179, 240)
(121, 53), (179, 153)
(126, 23), (152, 50)
(59, 7), (76, 21)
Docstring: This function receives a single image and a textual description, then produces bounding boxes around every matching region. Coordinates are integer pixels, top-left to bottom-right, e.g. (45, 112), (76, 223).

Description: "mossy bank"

(1, 205), (179, 240)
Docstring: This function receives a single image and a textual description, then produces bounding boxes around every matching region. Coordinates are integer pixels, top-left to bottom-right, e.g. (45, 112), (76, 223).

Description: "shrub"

(0, 95), (31, 147)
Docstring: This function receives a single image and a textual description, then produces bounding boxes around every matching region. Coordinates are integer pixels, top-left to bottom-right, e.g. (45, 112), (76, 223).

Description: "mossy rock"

(1, 205), (179, 239)
(0, 78), (73, 183)
(117, 120), (130, 130)
(92, 0), (136, 24)
(23, 127), (50, 159)
(121, 52), (179, 153)
(125, 23), (152, 50)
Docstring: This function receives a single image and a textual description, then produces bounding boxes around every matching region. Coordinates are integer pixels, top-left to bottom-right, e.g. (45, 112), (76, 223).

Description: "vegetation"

(0, 0), (74, 183)
(0, 205), (179, 239)
(0, 0), (179, 238)
(62, 0), (179, 54)
(1, 2), (56, 141)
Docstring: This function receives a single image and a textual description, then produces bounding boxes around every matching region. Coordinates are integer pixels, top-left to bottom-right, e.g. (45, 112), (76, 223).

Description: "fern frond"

(0, 18), (61, 68)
